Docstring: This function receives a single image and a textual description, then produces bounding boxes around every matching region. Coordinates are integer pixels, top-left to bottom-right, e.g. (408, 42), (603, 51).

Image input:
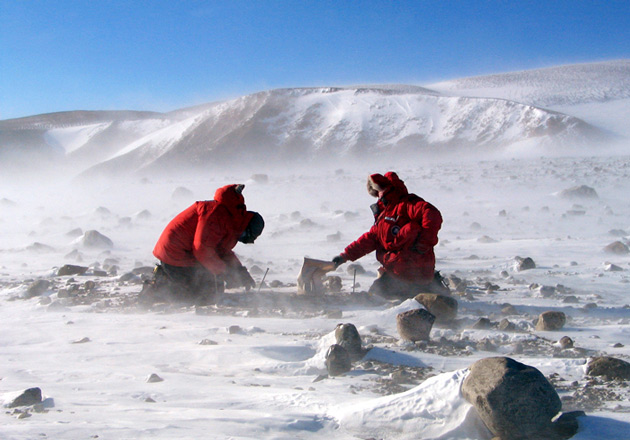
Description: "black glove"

(226, 266), (256, 291)
(238, 266), (256, 291)
(332, 255), (347, 268)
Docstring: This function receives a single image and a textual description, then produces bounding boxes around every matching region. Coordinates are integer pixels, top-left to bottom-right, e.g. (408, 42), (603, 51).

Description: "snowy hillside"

(430, 60), (630, 137)
(2, 79), (615, 178)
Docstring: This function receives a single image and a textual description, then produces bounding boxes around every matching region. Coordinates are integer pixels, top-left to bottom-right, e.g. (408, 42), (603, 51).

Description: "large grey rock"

(535, 311), (566, 331)
(462, 357), (564, 440)
(396, 308), (435, 342)
(586, 356), (630, 380)
(414, 293), (458, 323)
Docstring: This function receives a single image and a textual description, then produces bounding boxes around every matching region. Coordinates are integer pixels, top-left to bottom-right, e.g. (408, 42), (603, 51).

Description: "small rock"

(228, 325), (243, 334)
(558, 336), (574, 349)
(558, 185), (598, 200)
(7, 388), (43, 408)
(604, 263), (624, 272)
(414, 293), (458, 323)
(603, 241), (629, 255)
(325, 344), (352, 376)
(535, 311), (566, 331)
(587, 356), (630, 380)
(199, 339), (218, 345)
(25, 279), (51, 298)
(57, 264), (89, 276)
(146, 373), (164, 383)
(396, 308), (435, 342)
(72, 337), (91, 344)
(472, 317), (493, 330)
(515, 256), (536, 271)
(498, 319), (515, 332)
(334, 323), (363, 361)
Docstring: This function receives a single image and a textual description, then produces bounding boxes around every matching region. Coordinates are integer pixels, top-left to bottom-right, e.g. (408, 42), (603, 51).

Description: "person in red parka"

(332, 172), (448, 299)
(148, 184), (264, 303)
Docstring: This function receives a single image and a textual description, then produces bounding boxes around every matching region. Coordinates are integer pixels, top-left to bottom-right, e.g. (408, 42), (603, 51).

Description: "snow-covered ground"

(1, 151), (630, 439)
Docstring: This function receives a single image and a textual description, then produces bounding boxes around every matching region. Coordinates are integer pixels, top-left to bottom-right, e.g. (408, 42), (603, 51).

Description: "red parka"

(340, 172), (442, 283)
(153, 185), (254, 275)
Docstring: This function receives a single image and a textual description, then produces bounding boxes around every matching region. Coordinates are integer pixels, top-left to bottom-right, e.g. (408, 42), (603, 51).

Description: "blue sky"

(1, 0), (629, 120)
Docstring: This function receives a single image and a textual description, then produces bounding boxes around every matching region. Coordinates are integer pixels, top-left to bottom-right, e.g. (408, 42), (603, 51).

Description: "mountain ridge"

(1, 60), (626, 177)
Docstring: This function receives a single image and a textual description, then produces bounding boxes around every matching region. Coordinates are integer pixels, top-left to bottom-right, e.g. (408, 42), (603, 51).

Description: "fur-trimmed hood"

(367, 172), (409, 204)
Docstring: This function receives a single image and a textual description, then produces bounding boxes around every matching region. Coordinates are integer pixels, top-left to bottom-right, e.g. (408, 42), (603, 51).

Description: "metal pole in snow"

(352, 268), (356, 295)
(258, 268), (269, 293)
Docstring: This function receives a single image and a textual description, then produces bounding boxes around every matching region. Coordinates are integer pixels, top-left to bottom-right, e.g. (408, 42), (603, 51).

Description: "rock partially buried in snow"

(171, 186), (193, 200)
(146, 373), (164, 383)
(536, 311), (566, 331)
(586, 356), (630, 381)
(325, 344), (351, 376)
(603, 241), (629, 254)
(74, 230), (114, 249)
(414, 293), (458, 323)
(396, 308), (435, 342)
(6, 387), (43, 408)
(514, 256), (536, 271)
(462, 356), (569, 440)
(57, 264), (89, 276)
(557, 185), (598, 200)
(25, 279), (51, 298)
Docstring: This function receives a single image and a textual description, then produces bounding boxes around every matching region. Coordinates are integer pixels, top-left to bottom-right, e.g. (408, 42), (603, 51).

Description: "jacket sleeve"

(341, 225), (378, 261)
(408, 201), (442, 251)
(192, 205), (230, 275)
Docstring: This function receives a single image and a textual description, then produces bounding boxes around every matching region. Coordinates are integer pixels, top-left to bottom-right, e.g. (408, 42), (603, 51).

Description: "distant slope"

(3, 62), (624, 178)
(84, 86), (604, 176)
(429, 60), (630, 137)
(429, 60), (630, 107)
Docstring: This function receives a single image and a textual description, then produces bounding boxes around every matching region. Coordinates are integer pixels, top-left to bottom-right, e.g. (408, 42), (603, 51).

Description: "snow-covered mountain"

(430, 60), (630, 137)
(1, 61), (627, 177)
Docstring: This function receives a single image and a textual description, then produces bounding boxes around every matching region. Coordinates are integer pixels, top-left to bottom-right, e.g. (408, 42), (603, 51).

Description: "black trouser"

(368, 271), (449, 299)
(160, 263), (224, 297)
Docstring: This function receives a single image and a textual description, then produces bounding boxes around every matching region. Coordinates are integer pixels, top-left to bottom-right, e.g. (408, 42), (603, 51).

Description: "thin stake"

(258, 268), (269, 293)
(352, 268), (357, 295)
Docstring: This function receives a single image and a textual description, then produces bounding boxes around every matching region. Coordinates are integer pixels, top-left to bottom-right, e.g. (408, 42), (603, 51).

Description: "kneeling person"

(147, 184), (264, 303)
(332, 172), (447, 300)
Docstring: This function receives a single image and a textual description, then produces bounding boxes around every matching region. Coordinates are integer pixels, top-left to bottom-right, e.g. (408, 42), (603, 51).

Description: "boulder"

(462, 357), (565, 440)
(396, 308), (435, 342)
(334, 323), (363, 361)
(586, 356), (630, 380)
(536, 311), (566, 331)
(325, 344), (351, 376)
(414, 293), (458, 323)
